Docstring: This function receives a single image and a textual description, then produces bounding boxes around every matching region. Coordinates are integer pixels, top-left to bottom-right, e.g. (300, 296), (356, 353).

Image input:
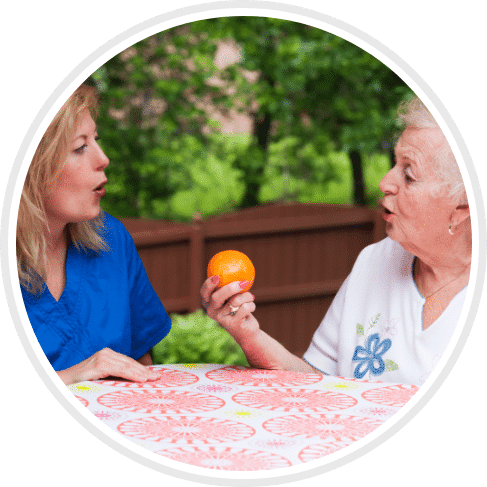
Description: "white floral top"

(303, 237), (467, 386)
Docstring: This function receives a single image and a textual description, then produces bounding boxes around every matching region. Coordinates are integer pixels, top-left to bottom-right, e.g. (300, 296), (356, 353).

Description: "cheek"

(55, 167), (87, 197)
(401, 185), (432, 212)
(409, 196), (446, 229)
(396, 191), (417, 218)
(46, 174), (85, 210)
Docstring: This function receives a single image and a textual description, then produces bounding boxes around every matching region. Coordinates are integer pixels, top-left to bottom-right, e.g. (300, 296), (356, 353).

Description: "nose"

(94, 141), (109, 170)
(379, 167), (398, 195)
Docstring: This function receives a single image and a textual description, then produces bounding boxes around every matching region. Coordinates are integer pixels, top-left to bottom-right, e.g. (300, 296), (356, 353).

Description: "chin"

(384, 226), (404, 246)
(73, 209), (102, 224)
(86, 205), (102, 219)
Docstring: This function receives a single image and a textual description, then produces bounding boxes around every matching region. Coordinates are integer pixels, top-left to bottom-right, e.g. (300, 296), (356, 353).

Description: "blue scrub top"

(21, 213), (171, 371)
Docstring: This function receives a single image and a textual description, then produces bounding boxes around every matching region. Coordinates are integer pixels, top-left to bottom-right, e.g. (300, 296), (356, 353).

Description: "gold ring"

(229, 305), (239, 316)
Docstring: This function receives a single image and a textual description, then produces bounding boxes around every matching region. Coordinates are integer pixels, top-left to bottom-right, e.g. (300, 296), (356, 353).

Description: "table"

(69, 364), (418, 471)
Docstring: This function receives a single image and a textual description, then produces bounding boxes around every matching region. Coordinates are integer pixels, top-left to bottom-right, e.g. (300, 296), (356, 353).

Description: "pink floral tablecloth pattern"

(69, 364), (418, 471)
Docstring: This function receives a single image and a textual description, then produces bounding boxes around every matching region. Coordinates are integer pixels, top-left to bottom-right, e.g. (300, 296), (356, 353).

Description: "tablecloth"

(68, 364), (418, 470)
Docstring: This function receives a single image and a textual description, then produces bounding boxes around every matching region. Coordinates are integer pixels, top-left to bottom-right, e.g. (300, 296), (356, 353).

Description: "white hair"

(397, 96), (466, 205)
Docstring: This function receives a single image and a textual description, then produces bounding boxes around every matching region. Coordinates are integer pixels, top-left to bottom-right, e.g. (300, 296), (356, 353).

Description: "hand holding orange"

(207, 250), (255, 293)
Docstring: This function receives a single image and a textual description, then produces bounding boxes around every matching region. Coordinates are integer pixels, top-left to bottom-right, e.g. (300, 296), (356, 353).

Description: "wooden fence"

(120, 203), (386, 357)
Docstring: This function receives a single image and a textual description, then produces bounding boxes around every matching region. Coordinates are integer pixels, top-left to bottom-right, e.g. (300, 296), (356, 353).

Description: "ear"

(451, 203), (470, 226)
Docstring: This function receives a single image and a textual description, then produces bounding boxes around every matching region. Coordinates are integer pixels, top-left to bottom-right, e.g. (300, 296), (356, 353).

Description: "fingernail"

(239, 281), (249, 289)
(211, 275), (219, 284)
(251, 294), (255, 299)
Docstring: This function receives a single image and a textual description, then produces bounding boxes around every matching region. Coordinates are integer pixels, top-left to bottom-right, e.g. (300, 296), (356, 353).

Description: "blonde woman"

(18, 84), (171, 385)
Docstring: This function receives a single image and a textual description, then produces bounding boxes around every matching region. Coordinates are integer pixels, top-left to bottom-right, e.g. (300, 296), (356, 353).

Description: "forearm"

(200, 278), (322, 374)
(234, 327), (321, 374)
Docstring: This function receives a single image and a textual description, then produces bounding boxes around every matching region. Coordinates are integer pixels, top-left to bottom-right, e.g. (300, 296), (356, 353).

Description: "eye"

(74, 143), (87, 155)
(403, 166), (416, 183)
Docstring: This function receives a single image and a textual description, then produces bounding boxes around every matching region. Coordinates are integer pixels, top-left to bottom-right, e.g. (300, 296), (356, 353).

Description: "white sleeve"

(302, 274), (350, 375)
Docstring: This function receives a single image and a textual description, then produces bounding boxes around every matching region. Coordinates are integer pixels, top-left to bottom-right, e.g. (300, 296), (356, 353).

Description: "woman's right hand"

(200, 275), (258, 343)
(57, 348), (161, 385)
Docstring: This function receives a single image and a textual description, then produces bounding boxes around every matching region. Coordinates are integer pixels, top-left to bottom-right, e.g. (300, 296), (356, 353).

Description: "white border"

(0, 1), (487, 486)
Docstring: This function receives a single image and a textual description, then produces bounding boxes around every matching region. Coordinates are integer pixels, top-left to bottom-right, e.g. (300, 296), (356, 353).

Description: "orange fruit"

(207, 250), (255, 293)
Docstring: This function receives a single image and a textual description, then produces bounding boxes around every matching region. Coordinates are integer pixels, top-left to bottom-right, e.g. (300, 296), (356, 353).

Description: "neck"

(410, 225), (471, 297)
(415, 250), (470, 285)
(413, 229), (471, 276)
(43, 224), (69, 301)
(45, 222), (69, 255)
(414, 251), (471, 301)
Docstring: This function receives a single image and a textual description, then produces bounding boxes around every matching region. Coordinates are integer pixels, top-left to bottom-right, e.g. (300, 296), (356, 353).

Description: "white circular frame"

(2, 1), (485, 485)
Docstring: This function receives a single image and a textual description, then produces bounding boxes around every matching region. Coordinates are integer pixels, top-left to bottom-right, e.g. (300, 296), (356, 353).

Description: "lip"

(94, 187), (106, 197)
(381, 203), (394, 222)
(93, 180), (107, 196)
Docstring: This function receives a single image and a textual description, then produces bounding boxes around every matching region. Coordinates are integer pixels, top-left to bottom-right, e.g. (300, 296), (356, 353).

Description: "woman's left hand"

(200, 275), (319, 373)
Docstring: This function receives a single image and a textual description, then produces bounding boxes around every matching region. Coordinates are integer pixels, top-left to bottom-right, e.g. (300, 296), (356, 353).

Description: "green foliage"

(90, 24), (232, 219)
(151, 310), (249, 366)
(101, 133), (250, 221)
(89, 17), (413, 220)
(363, 152), (391, 206)
(194, 17), (412, 206)
(260, 146), (389, 206)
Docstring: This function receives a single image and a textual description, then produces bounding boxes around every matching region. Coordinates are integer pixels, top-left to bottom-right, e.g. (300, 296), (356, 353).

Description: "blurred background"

(86, 17), (414, 365)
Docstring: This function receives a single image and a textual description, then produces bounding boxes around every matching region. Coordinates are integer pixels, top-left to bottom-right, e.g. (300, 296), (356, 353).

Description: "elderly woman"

(18, 84), (171, 385)
(201, 96), (471, 386)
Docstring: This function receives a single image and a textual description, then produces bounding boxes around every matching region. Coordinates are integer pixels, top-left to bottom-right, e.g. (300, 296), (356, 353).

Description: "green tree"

(89, 24), (239, 219)
(90, 17), (413, 220)
(195, 17), (413, 206)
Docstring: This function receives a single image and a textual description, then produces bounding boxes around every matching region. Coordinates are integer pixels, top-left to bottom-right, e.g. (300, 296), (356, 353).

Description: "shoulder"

(99, 212), (134, 244)
(352, 237), (413, 279)
(358, 237), (409, 262)
(100, 212), (127, 232)
(86, 212), (137, 262)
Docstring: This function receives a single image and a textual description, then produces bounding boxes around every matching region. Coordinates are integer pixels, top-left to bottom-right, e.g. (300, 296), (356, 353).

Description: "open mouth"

(94, 181), (107, 192)
(381, 204), (393, 221)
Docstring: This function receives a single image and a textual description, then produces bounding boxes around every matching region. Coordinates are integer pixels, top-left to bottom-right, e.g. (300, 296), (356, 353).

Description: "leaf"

(356, 324), (364, 336)
(385, 359), (398, 371)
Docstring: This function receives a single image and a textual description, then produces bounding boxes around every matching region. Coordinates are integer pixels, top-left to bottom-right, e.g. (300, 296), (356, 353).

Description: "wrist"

(57, 365), (82, 385)
(57, 369), (73, 385)
(231, 320), (261, 349)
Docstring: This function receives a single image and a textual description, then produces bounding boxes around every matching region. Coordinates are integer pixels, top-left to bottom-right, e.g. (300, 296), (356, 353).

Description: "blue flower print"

(352, 333), (392, 379)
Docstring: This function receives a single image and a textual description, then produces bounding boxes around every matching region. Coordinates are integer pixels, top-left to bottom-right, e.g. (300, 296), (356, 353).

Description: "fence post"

(189, 214), (205, 312)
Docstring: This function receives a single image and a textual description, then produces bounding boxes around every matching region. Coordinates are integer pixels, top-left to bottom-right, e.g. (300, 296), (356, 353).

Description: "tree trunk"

(254, 111), (272, 150)
(349, 149), (366, 206)
(238, 111), (272, 208)
(389, 148), (395, 169)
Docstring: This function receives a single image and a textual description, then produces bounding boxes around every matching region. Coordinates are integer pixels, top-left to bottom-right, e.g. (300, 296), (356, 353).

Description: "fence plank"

(189, 222), (205, 312)
(204, 211), (375, 238)
(254, 278), (345, 303)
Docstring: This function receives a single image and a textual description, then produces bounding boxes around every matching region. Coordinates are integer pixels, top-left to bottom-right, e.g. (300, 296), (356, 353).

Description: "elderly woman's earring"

(449, 224), (454, 235)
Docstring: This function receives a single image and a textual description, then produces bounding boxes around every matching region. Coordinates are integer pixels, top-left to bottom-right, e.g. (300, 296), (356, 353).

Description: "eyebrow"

(395, 147), (417, 163)
(72, 126), (98, 142)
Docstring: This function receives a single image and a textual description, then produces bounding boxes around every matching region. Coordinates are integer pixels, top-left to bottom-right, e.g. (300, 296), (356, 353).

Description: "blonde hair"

(17, 84), (108, 294)
(397, 96), (466, 205)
